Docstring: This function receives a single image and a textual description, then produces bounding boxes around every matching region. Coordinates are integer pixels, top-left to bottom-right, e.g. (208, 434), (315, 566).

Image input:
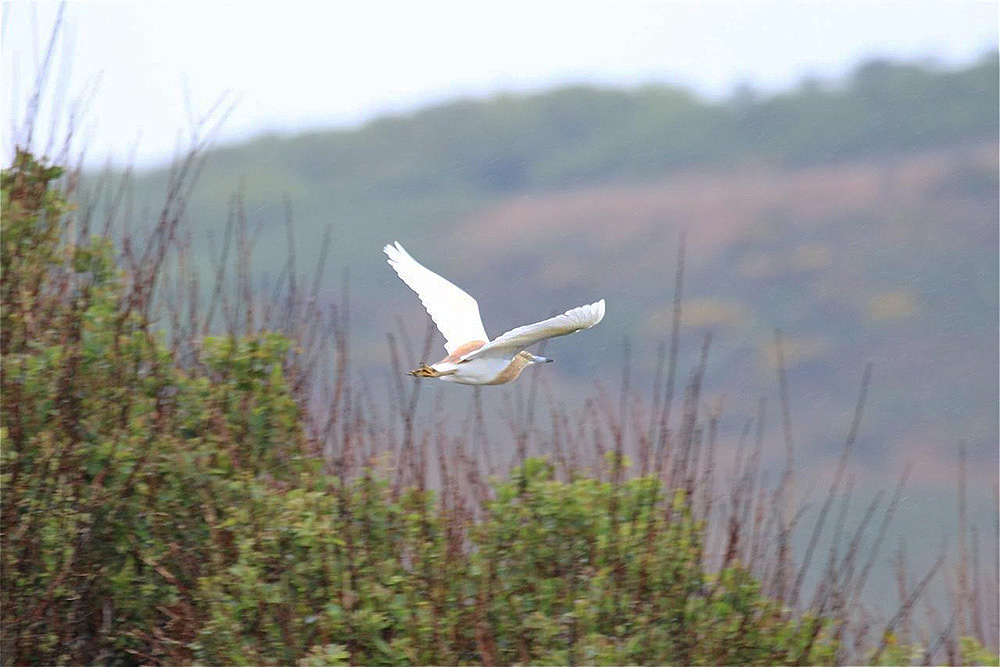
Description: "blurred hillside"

(117, 53), (998, 487)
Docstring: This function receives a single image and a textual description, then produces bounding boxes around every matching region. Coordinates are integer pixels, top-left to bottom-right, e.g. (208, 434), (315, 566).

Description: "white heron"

(384, 242), (605, 385)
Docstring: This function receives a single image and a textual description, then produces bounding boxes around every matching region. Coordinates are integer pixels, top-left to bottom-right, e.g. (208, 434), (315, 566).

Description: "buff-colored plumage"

(384, 242), (605, 386)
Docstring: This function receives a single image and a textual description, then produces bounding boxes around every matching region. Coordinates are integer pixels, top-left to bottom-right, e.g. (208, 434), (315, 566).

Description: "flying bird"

(384, 242), (605, 385)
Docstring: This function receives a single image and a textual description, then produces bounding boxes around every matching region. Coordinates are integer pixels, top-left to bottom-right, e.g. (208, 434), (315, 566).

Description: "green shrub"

(1, 151), (309, 663)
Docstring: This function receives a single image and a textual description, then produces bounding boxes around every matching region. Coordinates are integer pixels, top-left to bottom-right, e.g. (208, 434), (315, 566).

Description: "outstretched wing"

(384, 242), (489, 354)
(461, 299), (605, 361)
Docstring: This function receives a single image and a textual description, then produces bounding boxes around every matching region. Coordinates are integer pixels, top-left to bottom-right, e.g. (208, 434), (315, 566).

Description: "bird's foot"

(409, 363), (440, 378)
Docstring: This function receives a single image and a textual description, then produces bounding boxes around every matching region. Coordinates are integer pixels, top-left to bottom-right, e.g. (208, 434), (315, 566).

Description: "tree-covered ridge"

(196, 53), (997, 198)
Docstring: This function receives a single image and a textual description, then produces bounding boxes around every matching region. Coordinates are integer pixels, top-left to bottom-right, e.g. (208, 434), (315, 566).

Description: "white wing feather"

(462, 299), (605, 361)
(384, 242), (489, 354)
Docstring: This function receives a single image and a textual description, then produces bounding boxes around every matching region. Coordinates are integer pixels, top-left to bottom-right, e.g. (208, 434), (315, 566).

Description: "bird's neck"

(488, 352), (534, 385)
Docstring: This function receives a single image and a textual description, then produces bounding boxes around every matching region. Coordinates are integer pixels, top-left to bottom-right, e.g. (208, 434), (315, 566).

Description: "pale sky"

(3, 1), (997, 169)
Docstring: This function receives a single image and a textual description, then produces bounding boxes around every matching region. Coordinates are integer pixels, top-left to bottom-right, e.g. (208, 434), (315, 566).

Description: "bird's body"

(411, 350), (538, 385)
(384, 242), (605, 386)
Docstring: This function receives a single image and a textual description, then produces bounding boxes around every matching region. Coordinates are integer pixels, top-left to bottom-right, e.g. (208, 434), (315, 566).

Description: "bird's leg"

(408, 363), (440, 378)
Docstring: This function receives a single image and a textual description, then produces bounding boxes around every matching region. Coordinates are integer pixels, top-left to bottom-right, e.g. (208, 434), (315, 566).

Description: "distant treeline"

(201, 53), (997, 197)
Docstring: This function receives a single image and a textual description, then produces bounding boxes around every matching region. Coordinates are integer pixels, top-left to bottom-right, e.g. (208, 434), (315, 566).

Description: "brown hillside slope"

(452, 144), (995, 271)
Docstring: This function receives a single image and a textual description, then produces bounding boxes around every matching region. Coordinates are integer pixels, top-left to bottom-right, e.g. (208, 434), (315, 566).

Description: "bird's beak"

(528, 354), (553, 364)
